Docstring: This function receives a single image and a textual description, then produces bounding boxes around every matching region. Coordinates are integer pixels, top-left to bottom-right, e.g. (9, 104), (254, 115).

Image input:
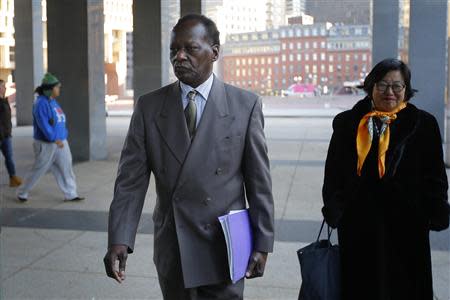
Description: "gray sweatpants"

(17, 139), (78, 200)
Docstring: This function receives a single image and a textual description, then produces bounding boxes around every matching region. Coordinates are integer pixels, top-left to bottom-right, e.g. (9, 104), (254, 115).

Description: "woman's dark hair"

(362, 58), (417, 101)
(173, 14), (220, 46)
(34, 83), (57, 96)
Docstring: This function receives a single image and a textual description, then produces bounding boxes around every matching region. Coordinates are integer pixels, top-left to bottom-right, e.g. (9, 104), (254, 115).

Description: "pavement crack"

(2, 231), (86, 282)
(279, 132), (306, 221)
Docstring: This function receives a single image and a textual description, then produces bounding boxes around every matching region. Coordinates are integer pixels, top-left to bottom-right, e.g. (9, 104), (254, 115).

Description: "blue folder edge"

(218, 209), (253, 283)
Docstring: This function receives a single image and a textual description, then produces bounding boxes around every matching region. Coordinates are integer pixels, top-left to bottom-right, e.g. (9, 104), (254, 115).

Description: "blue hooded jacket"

(33, 95), (68, 142)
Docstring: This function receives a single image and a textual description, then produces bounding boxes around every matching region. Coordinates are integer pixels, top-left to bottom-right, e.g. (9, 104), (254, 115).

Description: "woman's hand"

(55, 140), (64, 148)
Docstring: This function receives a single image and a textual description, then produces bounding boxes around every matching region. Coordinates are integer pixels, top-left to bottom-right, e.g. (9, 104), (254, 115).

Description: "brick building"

(222, 23), (371, 95)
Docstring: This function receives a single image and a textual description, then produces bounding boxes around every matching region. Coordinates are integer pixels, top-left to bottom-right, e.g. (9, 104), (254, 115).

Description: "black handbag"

(297, 220), (341, 300)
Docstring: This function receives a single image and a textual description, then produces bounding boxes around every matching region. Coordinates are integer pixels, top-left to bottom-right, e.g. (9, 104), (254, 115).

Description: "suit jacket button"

(204, 197), (212, 205)
(216, 168), (223, 175)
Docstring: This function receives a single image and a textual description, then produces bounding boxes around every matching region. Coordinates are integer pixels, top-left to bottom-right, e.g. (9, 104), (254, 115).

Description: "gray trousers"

(17, 139), (78, 200)
(158, 272), (244, 300)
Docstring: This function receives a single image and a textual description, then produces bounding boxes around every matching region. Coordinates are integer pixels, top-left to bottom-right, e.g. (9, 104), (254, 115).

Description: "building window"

(345, 54), (350, 62)
(297, 42), (302, 49)
(255, 58), (259, 65)
(268, 57), (272, 64)
(297, 54), (301, 61)
(236, 59), (240, 66)
(321, 53), (326, 61)
(313, 42), (317, 49)
(329, 55), (334, 62)
(354, 54), (359, 60)
(248, 58), (252, 65)
(261, 57), (265, 64)
(305, 65), (310, 73)
(305, 54), (310, 61)
(289, 43), (294, 50)
(275, 57), (279, 64)
(236, 69), (240, 77)
(313, 65), (317, 73)
(242, 69), (246, 76)
(305, 42), (310, 49)
(289, 54), (294, 61)
(321, 41), (326, 48)
(282, 55), (286, 62)
(321, 65), (325, 73)
(282, 43), (287, 50)
(362, 54), (367, 61)
(313, 53), (317, 61)
(329, 65), (334, 72)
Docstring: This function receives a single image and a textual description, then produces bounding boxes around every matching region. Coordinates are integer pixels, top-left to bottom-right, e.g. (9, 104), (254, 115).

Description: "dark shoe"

(17, 197), (27, 203)
(64, 196), (85, 202)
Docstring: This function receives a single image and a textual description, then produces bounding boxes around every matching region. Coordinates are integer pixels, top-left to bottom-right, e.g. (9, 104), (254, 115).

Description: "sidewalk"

(1, 115), (449, 299)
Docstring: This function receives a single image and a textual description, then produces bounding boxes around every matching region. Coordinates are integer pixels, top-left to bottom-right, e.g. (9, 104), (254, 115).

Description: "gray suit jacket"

(108, 76), (274, 288)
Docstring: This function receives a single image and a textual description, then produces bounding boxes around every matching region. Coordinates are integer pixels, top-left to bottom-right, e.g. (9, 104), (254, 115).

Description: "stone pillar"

(180, 0), (202, 16)
(133, 0), (162, 101)
(371, 0), (399, 64)
(409, 0), (447, 141)
(14, 0), (44, 126)
(46, 0), (107, 161)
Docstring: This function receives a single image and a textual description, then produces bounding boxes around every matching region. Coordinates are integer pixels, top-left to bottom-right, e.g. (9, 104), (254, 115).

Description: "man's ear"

(211, 44), (220, 62)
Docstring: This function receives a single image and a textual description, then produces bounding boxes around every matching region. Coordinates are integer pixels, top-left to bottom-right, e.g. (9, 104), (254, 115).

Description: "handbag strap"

(316, 219), (334, 242)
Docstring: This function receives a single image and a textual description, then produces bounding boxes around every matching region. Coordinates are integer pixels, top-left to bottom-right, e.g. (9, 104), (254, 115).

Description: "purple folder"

(218, 209), (253, 283)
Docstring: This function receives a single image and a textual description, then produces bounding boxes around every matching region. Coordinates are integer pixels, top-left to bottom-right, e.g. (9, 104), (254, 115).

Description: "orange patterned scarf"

(356, 102), (407, 178)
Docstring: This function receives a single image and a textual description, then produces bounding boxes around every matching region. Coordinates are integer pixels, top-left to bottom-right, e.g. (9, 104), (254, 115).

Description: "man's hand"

(245, 251), (268, 279)
(55, 140), (64, 148)
(103, 244), (128, 283)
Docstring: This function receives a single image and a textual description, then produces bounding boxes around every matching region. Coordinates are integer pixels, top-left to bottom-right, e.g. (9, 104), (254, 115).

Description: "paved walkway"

(1, 108), (449, 299)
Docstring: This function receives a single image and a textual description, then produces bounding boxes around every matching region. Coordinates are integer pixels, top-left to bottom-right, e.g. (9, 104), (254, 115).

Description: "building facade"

(222, 23), (371, 95)
(0, 0), (15, 82)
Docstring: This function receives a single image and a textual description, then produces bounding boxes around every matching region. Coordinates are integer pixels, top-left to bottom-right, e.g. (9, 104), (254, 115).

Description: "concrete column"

(408, 0), (447, 141)
(133, 0), (162, 101)
(14, 0), (44, 126)
(180, 0), (202, 16)
(371, 0), (399, 64)
(46, 0), (107, 161)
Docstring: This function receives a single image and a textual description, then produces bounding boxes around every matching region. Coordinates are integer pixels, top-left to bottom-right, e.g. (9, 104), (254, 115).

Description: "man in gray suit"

(104, 14), (274, 299)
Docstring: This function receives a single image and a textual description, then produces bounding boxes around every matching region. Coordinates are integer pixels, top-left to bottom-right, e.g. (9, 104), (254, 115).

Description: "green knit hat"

(41, 73), (60, 86)
(40, 73), (60, 97)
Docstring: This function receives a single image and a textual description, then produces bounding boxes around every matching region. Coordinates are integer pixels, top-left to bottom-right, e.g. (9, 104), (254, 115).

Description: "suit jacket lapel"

(155, 82), (191, 164)
(176, 77), (233, 188)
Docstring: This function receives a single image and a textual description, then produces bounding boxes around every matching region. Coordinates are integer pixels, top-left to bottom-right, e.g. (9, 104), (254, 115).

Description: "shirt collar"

(180, 73), (214, 101)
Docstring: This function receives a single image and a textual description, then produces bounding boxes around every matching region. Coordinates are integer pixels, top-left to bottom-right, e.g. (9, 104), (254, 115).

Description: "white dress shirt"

(180, 73), (214, 128)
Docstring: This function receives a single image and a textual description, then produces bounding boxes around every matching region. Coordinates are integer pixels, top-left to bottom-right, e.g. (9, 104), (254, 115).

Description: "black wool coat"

(322, 97), (450, 300)
(0, 97), (12, 141)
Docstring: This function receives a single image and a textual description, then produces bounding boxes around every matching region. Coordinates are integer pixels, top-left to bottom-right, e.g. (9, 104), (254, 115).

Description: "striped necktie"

(185, 90), (197, 138)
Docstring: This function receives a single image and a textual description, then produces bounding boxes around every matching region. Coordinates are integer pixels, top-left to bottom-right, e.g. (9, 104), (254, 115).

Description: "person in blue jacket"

(16, 73), (84, 202)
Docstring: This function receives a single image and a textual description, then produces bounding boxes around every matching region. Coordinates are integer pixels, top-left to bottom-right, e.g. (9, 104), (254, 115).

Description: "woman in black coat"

(322, 58), (450, 300)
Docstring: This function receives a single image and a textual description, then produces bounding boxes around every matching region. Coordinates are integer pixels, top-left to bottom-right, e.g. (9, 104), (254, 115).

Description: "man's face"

(170, 20), (219, 88)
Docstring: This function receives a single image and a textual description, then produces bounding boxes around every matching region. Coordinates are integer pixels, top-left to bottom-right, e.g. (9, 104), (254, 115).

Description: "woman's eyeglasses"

(375, 81), (405, 93)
